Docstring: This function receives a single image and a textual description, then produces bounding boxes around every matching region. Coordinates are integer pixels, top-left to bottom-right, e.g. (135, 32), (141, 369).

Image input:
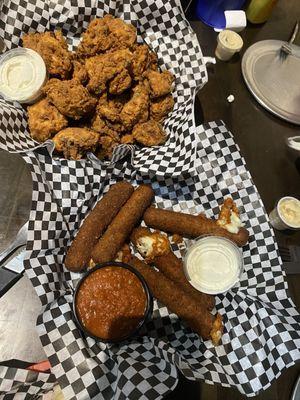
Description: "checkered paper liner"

(0, 365), (56, 399)
(2, 121), (300, 399)
(0, 0), (207, 176)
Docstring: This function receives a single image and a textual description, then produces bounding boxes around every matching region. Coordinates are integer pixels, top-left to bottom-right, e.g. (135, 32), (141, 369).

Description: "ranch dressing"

(0, 48), (46, 103)
(278, 197), (300, 228)
(184, 236), (243, 294)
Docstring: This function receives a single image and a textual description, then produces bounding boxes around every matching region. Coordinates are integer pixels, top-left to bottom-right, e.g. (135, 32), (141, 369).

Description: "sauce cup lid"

(73, 261), (153, 343)
(183, 235), (244, 295)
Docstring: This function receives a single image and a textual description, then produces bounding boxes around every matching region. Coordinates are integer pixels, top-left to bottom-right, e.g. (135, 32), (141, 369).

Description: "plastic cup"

(269, 196), (300, 231)
(183, 235), (244, 295)
(215, 30), (243, 61)
(0, 48), (47, 104)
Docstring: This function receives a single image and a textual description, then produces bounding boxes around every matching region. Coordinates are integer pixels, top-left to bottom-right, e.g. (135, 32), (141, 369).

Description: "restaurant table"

(0, 0), (300, 399)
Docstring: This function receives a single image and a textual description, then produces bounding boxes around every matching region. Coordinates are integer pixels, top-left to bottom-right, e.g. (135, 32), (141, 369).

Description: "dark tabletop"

(0, 0), (299, 399)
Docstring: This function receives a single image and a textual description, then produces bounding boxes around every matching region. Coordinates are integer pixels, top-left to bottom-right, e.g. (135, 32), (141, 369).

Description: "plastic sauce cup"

(269, 196), (300, 231)
(215, 30), (243, 61)
(183, 235), (244, 295)
(0, 48), (47, 104)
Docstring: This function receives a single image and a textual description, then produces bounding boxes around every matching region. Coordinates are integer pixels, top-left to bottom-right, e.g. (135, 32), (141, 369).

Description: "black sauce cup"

(73, 261), (153, 343)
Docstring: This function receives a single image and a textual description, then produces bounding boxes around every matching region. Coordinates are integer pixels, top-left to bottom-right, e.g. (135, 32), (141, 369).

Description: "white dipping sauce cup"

(215, 30), (243, 61)
(269, 196), (300, 231)
(0, 48), (47, 104)
(183, 235), (243, 295)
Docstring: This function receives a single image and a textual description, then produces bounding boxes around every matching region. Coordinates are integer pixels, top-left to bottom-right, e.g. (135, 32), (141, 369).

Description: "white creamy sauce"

(0, 48), (46, 103)
(219, 30), (243, 50)
(279, 198), (300, 227)
(185, 236), (242, 294)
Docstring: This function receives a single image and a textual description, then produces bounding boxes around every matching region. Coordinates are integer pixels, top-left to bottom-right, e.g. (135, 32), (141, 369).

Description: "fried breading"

(130, 44), (157, 80)
(90, 114), (119, 137)
(22, 31), (72, 79)
(22, 15), (175, 157)
(130, 226), (215, 311)
(27, 98), (68, 142)
(105, 119), (127, 134)
(85, 49), (132, 94)
(217, 198), (240, 226)
(131, 227), (170, 262)
(120, 83), (149, 129)
(109, 68), (132, 95)
(53, 127), (99, 160)
(129, 256), (223, 345)
(148, 51), (158, 71)
(133, 119), (167, 146)
(144, 70), (174, 98)
(72, 60), (89, 84)
(91, 185), (154, 264)
(143, 206), (249, 247)
(76, 17), (112, 57)
(217, 198), (244, 234)
(121, 134), (135, 144)
(91, 114), (120, 159)
(97, 134), (120, 160)
(150, 94), (174, 122)
(76, 15), (136, 57)
(43, 78), (97, 120)
(97, 92), (128, 123)
(65, 182), (134, 272)
(105, 14), (136, 50)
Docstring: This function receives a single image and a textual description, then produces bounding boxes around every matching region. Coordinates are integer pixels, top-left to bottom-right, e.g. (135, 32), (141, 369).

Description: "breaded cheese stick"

(129, 256), (223, 344)
(144, 207), (249, 247)
(65, 181), (134, 272)
(91, 185), (154, 263)
(153, 252), (215, 311)
(130, 226), (214, 310)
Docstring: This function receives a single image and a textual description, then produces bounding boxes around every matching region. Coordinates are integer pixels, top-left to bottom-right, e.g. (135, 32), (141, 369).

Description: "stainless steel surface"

(3, 247), (25, 273)
(281, 43), (300, 59)
(0, 275), (46, 363)
(289, 21), (299, 45)
(291, 375), (300, 400)
(280, 21), (299, 59)
(0, 221), (27, 265)
(242, 40), (300, 125)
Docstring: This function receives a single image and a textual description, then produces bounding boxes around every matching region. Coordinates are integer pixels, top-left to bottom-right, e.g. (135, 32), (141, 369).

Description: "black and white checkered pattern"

(2, 121), (299, 399)
(0, 365), (56, 399)
(0, 0), (207, 176)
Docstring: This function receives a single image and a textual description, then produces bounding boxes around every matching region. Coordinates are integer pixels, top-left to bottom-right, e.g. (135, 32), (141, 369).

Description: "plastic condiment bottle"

(246, 0), (278, 24)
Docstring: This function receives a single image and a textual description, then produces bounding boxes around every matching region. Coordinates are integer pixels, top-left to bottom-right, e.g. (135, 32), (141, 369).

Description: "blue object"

(195, 0), (246, 29)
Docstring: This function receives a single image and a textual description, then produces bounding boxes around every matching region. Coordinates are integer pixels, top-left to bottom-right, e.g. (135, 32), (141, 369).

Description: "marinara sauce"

(75, 266), (147, 341)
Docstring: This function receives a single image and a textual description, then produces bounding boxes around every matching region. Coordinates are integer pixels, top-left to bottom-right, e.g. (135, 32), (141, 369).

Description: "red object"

(27, 360), (51, 372)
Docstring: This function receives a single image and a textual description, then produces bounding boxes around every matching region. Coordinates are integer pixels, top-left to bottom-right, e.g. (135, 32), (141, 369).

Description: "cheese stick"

(91, 185), (154, 263)
(65, 181), (134, 272)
